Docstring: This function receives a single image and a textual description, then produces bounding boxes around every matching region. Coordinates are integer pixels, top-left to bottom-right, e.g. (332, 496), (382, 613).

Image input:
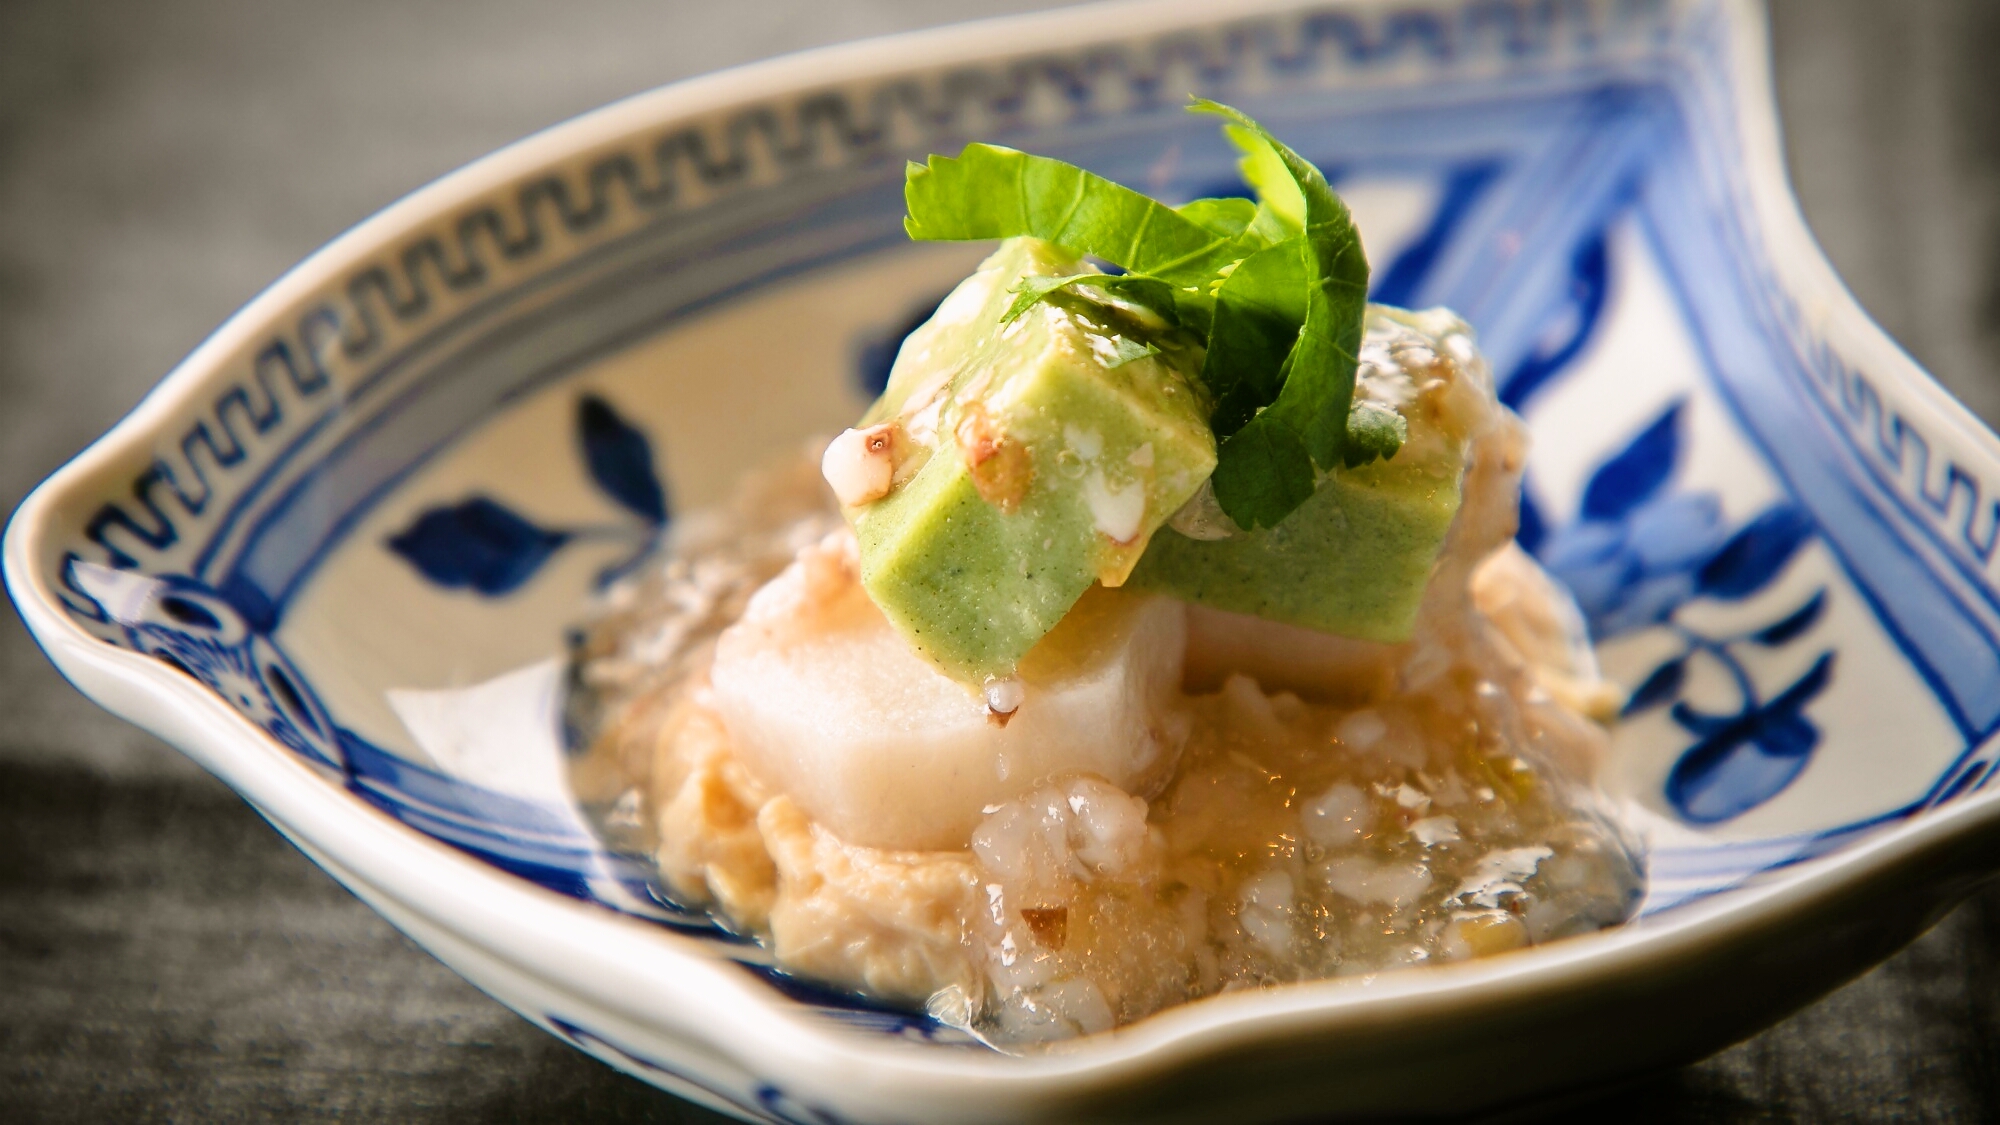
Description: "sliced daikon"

(709, 535), (1187, 850)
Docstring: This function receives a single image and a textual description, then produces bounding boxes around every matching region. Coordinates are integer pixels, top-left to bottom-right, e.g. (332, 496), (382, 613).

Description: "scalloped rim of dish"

(9, 0), (2000, 1111)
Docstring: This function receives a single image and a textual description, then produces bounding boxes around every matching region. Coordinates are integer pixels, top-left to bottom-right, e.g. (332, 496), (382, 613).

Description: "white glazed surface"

(11, 0), (2000, 1121)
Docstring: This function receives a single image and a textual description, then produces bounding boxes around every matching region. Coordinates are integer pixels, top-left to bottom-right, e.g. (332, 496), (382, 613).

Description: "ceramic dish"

(10, 0), (2000, 1120)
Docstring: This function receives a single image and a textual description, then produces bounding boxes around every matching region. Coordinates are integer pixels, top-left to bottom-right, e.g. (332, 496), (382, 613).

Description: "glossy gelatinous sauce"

(565, 310), (1643, 1048)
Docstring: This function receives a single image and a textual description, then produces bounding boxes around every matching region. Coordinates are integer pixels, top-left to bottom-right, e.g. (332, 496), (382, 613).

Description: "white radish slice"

(709, 536), (1187, 851)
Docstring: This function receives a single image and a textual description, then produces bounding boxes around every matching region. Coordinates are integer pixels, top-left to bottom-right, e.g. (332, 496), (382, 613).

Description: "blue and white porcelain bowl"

(10, 0), (2000, 1120)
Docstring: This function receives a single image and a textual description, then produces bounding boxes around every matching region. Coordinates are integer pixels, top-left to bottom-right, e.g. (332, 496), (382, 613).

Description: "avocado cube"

(1129, 306), (1492, 644)
(843, 238), (1215, 683)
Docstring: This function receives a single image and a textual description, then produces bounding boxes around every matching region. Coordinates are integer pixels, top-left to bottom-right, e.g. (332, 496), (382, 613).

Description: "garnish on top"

(825, 100), (1481, 686)
(904, 99), (1391, 531)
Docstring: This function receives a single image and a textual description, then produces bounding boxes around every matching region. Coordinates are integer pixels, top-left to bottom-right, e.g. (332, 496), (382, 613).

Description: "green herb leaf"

(1224, 124), (1306, 233)
(1106, 337), (1161, 368)
(1174, 197), (1258, 238)
(1208, 422), (1315, 528)
(1201, 238), (1305, 438)
(899, 103), (1372, 532)
(1191, 98), (1370, 528)
(1001, 273), (1182, 328)
(904, 145), (1246, 285)
(1343, 400), (1408, 467)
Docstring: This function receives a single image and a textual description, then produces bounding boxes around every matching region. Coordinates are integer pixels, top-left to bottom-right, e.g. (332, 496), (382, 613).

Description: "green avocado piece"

(1128, 306), (1483, 644)
(1128, 457), (1459, 643)
(848, 238), (1216, 683)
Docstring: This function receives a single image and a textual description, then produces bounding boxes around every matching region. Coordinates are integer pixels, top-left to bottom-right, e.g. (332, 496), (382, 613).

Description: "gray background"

(2, 0), (1996, 1120)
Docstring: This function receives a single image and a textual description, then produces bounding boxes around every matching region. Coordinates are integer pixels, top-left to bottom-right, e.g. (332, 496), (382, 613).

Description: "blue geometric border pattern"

(1636, 2), (2000, 781)
(53, 0), (1682, 626)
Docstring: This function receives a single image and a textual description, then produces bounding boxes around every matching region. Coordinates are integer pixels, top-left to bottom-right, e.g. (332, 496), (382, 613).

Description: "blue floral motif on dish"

(386, 394), (669, 594)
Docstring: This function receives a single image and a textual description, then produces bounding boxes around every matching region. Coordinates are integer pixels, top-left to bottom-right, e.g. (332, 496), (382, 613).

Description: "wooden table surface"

(4, 1), (1998, 1120)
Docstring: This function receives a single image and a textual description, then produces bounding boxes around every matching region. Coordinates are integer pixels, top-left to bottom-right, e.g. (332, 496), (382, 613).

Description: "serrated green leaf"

(904, 146), (1246, 285)
(899, 103), (1371, 534)
(1002, 274), (1093, 325)
(1208, 421), (1315, 528)
(1001, 272), (1183, 328)
(1224, 124), (1306, 233)
(1192, 98), (1369, 528)
(1343, 400), (1408, 467)
(1240, 203), (1300, 252)
(1200, 238), (1305, 438)
(1106, 337), (1160, 368)
(1175, 196), (1258, 237)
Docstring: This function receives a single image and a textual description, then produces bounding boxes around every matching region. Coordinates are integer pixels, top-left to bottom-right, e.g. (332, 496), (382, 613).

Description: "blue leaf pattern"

(578, 395), (668, 525)
(1665, 653), (1834, 824)
(1533, 444), (1828, 824)
(1753, 589), (1826, 646)
(1623, 658), (1685, 715)
(1515, 483), (1547, 556)
(1697, 504), (1815, 599)
(1498, 231), (1611, 412)
(1668, 700), (1737, 738)
(1370, 159), (1506, 309)
(387, 497), (569, 596)
(386, 393), (670, 599)
(1507, 230), (1833, 826)
(1624, 491), (1730, 572)
(1541, 492), (1730, 638)
(1580, 401), (1682, 521)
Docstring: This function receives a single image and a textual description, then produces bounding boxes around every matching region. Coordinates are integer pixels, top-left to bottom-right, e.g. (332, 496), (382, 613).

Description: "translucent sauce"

(565, 311), (1643, 1049)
